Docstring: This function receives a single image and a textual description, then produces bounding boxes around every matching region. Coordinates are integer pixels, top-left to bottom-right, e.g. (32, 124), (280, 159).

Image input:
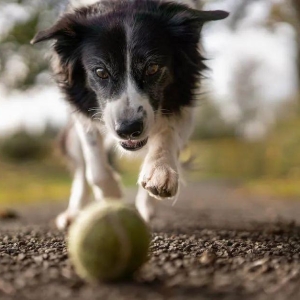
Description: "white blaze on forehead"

(102, 36), (155, 140)
(127, 77), (155, 130)
(125, 43), (154, 120)
(125, 32), (144, 109)
(127, 78), (144, 107)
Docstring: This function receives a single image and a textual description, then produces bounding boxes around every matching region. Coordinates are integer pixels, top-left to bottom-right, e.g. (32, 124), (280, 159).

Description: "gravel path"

(1, 181), (300, 300)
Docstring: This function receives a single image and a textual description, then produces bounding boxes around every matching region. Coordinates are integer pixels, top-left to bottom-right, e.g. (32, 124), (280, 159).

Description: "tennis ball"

(68, 201), (151, 282)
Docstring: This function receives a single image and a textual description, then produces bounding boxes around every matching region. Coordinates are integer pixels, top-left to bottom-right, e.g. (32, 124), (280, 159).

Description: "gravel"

(0, 182), (300, 300)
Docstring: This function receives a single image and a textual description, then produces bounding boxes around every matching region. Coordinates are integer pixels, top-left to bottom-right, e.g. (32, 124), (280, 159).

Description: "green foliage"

(0, 156), (71, 204)
(192, 120), (300, 180)
(5, 15), (39, 45)
(0, 0), (61, 89)
(0, 131), (50, 162)
(192, 101), (236, 140)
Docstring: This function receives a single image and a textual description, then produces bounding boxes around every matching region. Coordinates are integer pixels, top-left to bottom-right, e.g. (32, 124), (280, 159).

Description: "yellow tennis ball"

(68, 201), (151, 282)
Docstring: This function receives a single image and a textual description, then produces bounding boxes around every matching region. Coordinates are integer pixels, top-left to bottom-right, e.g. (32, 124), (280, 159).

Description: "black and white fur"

(32, 0), (228, 229)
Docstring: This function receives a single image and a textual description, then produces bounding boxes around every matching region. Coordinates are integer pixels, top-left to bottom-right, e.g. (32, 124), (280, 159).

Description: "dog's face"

(32, 1), (228, 151)
(80, 17), (174, 151)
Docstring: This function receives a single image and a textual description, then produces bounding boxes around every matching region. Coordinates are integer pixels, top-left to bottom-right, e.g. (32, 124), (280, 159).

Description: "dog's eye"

(145, 64), (160, 76)
(95, 68), (109, 79)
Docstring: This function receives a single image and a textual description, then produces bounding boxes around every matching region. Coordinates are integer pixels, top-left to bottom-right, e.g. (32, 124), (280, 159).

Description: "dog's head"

(32, 1), (228, 151)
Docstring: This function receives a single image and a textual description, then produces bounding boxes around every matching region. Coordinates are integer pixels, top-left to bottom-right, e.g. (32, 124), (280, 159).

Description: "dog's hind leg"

(56, 125), (89, 230)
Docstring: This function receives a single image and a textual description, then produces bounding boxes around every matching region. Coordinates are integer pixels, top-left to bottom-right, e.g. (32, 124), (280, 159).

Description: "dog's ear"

(31, 15), (83, 45)
(30, 24), (64, 45)
(160, 3), (229, 24)
(31, 15), (88, 86)
(160, 3), (229, 42)
(31, 14), (87, 81)
(191, 10), (229, 22)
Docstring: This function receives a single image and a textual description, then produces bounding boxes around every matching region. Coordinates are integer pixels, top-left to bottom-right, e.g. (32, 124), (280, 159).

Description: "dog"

(31, 0), (228, 229)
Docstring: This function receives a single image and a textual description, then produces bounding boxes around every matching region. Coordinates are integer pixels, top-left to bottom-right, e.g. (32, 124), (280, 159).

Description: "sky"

(0, 0), (298, 139)
(0, 85), (68, 136)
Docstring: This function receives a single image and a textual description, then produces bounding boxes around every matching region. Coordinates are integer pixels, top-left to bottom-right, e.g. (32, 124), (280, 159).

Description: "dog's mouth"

(119, 137), (148, 151)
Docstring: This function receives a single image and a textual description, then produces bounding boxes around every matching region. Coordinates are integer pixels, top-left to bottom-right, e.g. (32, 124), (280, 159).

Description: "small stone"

(17, 254), (26, 261)
(32, 256), (43, 264)
(199, 251), (217, 265)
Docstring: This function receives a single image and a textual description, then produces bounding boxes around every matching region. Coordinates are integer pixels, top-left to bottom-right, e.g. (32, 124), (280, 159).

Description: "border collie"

(31, 0), (228, 229)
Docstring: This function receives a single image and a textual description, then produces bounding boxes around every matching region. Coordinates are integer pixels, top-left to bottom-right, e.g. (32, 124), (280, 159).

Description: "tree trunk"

(292, 0), (300, 80)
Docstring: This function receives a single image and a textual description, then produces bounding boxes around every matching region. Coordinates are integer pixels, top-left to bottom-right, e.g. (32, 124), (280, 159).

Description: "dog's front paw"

(139, 163), (178, 199)
(55, 210), (78, 230)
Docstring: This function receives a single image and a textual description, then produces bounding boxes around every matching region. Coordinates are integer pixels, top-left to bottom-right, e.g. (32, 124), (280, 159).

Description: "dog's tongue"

(125, 140), (138, 147)
(120, 137), (148, 151)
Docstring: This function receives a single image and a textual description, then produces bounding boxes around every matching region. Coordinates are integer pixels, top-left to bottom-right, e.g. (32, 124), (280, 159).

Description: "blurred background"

(0, 0), (300, 207)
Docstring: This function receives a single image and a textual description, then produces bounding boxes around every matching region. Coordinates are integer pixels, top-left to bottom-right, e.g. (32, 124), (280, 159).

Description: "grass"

(0, 150), (143, 206)
(0, 157), (71, 206)
(2, 115), (300, 206)
(245, 179), (300, 198)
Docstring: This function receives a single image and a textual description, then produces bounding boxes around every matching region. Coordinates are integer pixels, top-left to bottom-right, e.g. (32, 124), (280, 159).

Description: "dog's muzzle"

(115, 119), (143, 139)
(115, 119), (148, 151)
(119, 137), (148, 151)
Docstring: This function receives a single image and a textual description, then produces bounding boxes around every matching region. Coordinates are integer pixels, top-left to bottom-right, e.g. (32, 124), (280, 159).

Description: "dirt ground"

(1, 180), (300, 300)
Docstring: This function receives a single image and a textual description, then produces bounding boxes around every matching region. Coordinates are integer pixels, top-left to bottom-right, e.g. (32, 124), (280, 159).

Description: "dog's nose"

(116, 120), (144, 139)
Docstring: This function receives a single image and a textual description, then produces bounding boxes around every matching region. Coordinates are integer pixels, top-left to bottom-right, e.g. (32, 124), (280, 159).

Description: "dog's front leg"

(139, 128), (179, 199)
(56, 129), (89, 230)
(139, 109), (194, 201)
(136, 185), (156, 222)
(74, 117), (123, 201)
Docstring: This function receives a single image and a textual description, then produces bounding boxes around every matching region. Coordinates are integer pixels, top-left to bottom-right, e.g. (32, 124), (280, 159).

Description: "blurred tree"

(0, 131), (50, 162)
(226, 0), (260, 30)
(201, 0), (299, 139)
(0, 0), (64, 90)
(268, 1), (299, 81)
(291, 0), (300, 80)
